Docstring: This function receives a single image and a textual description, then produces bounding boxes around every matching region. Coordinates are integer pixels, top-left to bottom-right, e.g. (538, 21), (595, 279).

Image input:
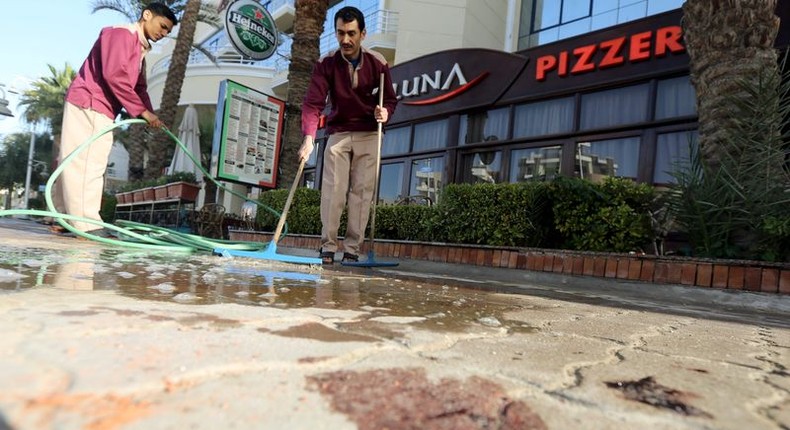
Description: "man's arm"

(298, 59), (331, 161)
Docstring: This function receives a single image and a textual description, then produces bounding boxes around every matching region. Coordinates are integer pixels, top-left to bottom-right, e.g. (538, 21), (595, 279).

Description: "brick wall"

(229, 230), (790, 295)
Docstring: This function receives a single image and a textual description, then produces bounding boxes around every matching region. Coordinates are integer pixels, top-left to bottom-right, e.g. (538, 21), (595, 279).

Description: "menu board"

(211, 80), (284, 188)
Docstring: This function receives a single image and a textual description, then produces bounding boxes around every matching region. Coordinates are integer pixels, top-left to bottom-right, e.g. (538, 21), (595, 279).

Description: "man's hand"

(141, 110), (164, 128)
(374, 106), (388, 123)
(298, 135), (315, 162)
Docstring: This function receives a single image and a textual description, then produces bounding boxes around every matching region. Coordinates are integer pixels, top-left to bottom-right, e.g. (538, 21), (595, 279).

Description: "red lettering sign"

(535, 25), (686, 81)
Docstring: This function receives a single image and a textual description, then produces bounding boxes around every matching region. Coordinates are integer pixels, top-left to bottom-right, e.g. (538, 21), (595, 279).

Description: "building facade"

(143, 0), (784, 212)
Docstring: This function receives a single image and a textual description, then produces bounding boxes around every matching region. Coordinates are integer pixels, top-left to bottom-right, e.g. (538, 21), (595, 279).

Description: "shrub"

(550, 177), (656, 253)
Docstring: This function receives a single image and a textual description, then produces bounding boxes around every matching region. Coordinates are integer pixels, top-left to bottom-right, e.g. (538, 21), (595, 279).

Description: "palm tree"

(17, 63), (75, 138)
(279, 0), (330, 188)
(145, 0), (203, 179)
(682, 0), (781, 170)
(17, 63), (76, 169)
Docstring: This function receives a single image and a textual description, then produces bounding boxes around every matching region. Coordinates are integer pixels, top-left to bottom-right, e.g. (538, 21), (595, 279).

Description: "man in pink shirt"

(53, 2), (177, 236)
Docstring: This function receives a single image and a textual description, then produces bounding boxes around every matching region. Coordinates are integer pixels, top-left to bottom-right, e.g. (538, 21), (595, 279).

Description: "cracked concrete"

(0, 217), (788, 429)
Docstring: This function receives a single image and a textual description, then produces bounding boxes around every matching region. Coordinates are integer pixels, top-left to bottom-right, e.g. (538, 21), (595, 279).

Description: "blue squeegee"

(215, 158), (322, 265)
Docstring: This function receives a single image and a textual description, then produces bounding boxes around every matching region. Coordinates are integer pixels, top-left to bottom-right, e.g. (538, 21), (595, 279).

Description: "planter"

(166, 181), (200, 202)
(115, 192), (130, 204)
(132, 189), (146, 203)
(153, 185), (169, 201)
(142, 187), (156, 202)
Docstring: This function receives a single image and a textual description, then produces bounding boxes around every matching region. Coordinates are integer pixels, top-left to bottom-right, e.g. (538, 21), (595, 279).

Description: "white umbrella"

(166, 104), (204, 182)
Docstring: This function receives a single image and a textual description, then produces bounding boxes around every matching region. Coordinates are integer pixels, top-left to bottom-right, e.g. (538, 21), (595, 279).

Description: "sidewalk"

(0, 217), (788, 429)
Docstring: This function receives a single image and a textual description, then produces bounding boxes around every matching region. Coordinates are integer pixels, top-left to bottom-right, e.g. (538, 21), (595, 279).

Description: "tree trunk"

(682, 0), (780, 169)
(279, 0), (329, 188)
(145, 0), (202, 179)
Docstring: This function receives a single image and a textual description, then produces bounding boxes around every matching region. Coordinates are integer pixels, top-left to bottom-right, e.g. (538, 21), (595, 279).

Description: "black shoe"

(342, 252), (359, 263)
(320, 251), (335, 265)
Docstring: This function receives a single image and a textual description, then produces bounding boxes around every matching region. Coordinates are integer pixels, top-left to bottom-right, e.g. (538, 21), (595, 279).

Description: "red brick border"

(229, 230), (790, 295)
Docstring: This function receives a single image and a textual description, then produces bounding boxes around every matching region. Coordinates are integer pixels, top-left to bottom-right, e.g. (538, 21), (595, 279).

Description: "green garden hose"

(0, 118), (286, 252)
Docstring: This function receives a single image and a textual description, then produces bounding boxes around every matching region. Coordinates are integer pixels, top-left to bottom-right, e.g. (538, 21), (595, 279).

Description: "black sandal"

(320, 251), (335, 265)
(342, 252), (359, 262)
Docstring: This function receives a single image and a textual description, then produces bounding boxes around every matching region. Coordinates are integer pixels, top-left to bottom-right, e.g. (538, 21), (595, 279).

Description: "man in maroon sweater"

(53, 3), (176, 236)
(298, 6), (398, 264)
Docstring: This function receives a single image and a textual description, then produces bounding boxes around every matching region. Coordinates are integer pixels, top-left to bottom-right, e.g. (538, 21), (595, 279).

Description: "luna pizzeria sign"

(224, 0), (278, 61)
(389, 11), (689, 124)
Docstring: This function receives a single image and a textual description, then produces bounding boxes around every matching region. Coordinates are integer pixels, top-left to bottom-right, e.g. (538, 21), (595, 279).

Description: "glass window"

(378, 162), (404, 204)
(576, 137), (641, 180)
(459, 108), (510, 145)
(382, 126), (410, 156)
(654, 130), (698, 184)
(510, 146), (563, 182)
(655, 76), (697, 119)
(618, 1), (648, 24)
(533, 1), (561, 30)
(647, 0), (685, 15)
(580, 84), (650, 130)
(559, 18), (592, 39)
(409, 157), (445, 204)
(562, 0), (592, 22)
(461, 151), (503, 184)
(304, 170), (317, 189)
(593, 0), (619, 14)
(412, 120), (449, 152)
(306, 138), (320, 167)
(513, 97), (575, 138)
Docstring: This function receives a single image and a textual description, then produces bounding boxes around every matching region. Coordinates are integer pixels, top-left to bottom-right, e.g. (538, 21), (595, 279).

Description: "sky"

(0, 1), (140, 137)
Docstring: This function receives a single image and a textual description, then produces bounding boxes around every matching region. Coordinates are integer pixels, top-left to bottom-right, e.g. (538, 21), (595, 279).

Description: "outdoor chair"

(196, 203), (225, 239)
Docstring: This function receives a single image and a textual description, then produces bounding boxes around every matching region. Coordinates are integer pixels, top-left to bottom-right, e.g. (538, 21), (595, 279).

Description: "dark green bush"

(550, 177), (656, 253)
(432, 182), (554, 247)
(374, 205), (435, 241)
(100, 192), (117, 222)
(256, 187), (322, 235)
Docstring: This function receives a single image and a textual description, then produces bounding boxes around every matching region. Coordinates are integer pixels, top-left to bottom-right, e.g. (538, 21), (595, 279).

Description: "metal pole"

(23, 130), (35, 209)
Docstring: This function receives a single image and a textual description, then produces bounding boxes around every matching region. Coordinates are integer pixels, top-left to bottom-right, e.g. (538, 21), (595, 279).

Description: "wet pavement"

(0, 217), (788, 429)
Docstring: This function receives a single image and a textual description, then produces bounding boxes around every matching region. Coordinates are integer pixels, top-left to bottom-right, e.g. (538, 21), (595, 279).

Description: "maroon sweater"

(301, 47), (397, 138)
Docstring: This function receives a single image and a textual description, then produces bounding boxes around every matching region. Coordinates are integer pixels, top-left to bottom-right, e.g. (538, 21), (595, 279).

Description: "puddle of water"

(0, 245), (540, 334)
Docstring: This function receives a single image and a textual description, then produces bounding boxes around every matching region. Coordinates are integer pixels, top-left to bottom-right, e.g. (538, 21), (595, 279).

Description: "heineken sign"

(224, 0), (278, 60)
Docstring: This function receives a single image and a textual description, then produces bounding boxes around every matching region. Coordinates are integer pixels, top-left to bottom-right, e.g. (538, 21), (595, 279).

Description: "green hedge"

(550, 177), (656, 252)
(255, 177), (657, 253)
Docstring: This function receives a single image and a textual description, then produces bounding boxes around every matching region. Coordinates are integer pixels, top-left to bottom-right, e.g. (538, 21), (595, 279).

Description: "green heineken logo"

(224, 0), (278, 60)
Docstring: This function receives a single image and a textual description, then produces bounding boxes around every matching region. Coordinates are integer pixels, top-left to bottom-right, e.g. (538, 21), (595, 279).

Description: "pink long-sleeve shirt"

(65, 24), (154, 120)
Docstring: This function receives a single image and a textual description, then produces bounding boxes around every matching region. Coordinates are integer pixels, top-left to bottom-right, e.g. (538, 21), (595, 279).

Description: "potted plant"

(165, 171), (200, 202)
(153, 176), (169, 201)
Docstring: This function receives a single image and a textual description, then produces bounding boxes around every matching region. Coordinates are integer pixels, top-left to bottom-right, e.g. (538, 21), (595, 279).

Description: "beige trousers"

(320, 131), (378, 255)
(56, 102), (114, 232)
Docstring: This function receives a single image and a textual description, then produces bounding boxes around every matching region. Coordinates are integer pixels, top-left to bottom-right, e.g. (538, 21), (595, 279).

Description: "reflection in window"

(306, 139), (320, 167)
(304, 170), (317, 189)
(410, 157), (445, 204)
(519, 0), (686, 49)
(580, 84), (650, 130)
(413, 120), (449, 152)
(513, 97), (574, 138)
(654, 130), (698, 184)
(576, 137), (641, 180)
(656, 76), (697, 119)
(461, 151), (503, 184)
(510, 146), (562, 182)
(378, 162), (404, 204)
(382, 126), (410, 156)
(459, 108), (510, 145)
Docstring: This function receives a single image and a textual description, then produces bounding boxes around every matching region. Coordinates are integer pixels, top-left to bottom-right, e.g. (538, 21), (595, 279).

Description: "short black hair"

(334, 6), (365, 32)
(143, 2), (178, 26)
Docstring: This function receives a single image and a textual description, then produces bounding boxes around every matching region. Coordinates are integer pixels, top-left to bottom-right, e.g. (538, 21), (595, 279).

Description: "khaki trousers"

(56, 102), (114, 232)
(320, 131), (378, 255)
